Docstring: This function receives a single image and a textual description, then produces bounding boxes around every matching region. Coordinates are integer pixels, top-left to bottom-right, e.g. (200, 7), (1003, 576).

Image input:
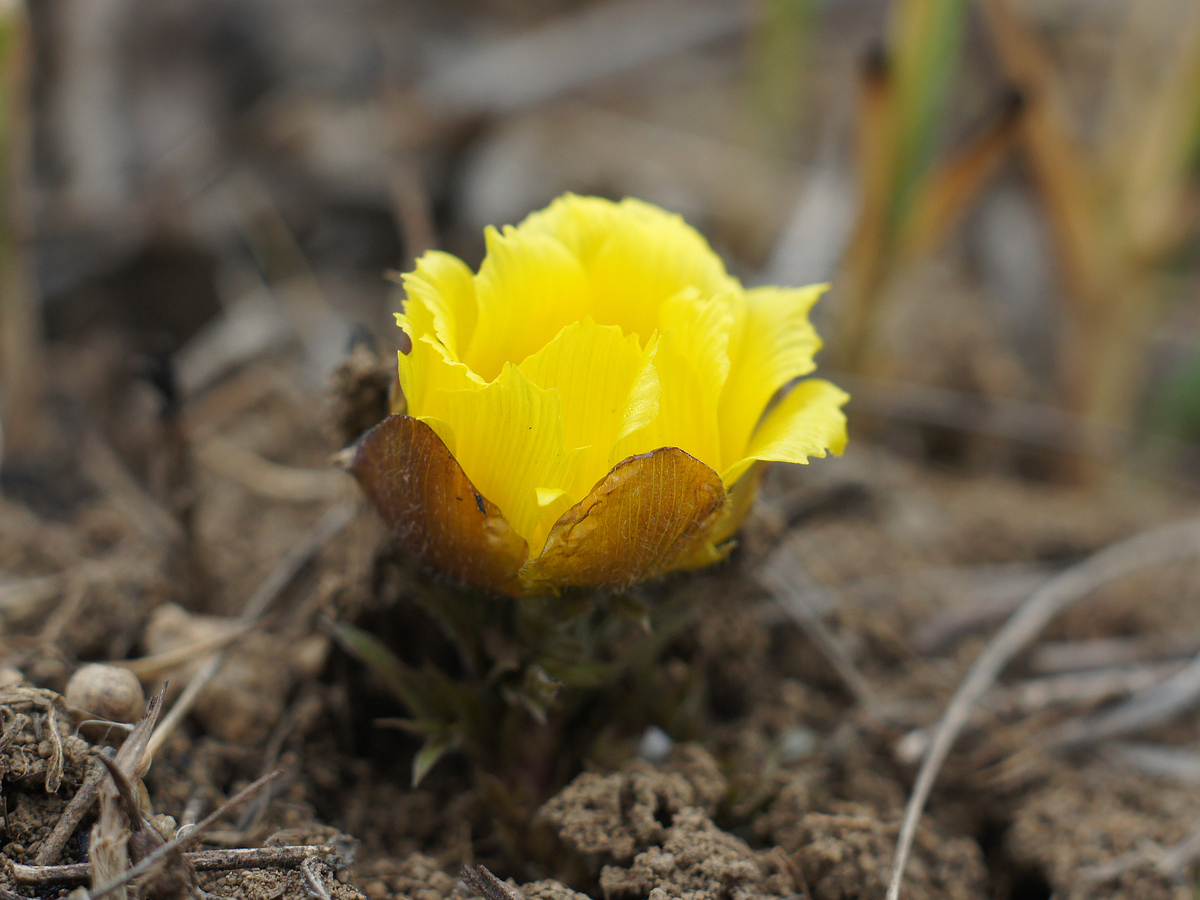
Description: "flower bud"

(352, 194), (848, 596)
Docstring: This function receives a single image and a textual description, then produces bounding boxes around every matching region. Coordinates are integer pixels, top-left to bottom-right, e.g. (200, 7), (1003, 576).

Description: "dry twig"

(35, 748), (115, 865)
(14, 845), (343, 887)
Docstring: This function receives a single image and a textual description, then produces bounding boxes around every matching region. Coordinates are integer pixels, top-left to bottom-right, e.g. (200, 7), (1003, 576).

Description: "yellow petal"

(350, 415), (528, 596)
(519, 194), (738, 344)
(537, 487), (569, 507)
(719, 284), (827, 470)
(397, 335), (482, 419)
(413, 362), (583, 555)
(520, 447), (726, 594)
(400, 250), (478, 358)
(658, 287), (736, 404)
(722, 378), (849, 486)
(585, 199), (739, 343)
(612, 329), (721, 474)
(709, 461), (764, 547)
(466, 225), (590, 381)
(517, 193), (619, 258)
(518, 320), (659, 500)
(616, 333), (661, 443)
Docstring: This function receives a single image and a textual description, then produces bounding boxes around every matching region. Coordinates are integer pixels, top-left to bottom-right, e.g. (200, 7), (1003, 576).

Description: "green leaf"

(607, 592), (652, 633)
(330, 621), (433, 719)
(412, 737), (452, 787)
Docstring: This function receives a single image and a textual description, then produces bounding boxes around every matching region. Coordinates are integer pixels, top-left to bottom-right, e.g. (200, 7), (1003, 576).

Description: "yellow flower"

(351, 194), (848, 597)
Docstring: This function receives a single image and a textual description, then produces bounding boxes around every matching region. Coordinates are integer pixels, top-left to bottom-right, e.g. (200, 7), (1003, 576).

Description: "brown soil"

(4, 338), (1200, 900)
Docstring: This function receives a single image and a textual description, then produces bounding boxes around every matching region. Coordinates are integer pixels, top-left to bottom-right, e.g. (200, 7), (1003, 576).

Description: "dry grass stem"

(0, 5), (43, 462)
(1079, 811), (1200, 882)
(193, 435), (353, 503)
(886, 515), (1200, 900)
(841, 374), (1124, 459)
(300, 856), (332, 900)
(387, 157), (436, 264)
(3, 687), (69, 792)
(113, 623), (252, 681)
(0, 710), (28, 752)
(86, 770), (282, 900)
(0, 573), (63, 618)
(990, 662), (1183, 717)
(145, 501), (357, 760)
(908, 564), (1056, 654)
(1107, 742), (1200, 785)
(460, 865), (524, 900)
(1029, 636), (1200, 675)
(88, 690), (165, 900)
(412, 0), (747, 117)
(757, 541), (879, 712)
(1044, 646), (1200, 749)
(77, 431), (184, 546)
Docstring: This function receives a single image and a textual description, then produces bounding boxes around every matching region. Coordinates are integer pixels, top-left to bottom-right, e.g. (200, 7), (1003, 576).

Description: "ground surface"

(4, 1), (1200, 898)
(3, 341), (1200, 900)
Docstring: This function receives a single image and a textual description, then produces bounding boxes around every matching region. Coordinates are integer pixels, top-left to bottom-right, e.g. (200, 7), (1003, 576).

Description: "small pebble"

(638, 725), (673, 764)
(65, 663), (146, 723)
(895, 728), (930, 766)
(778, 725), (817, 762)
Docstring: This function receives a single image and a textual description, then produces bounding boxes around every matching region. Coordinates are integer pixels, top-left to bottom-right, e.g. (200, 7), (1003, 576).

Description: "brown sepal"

(351, 415), (528, 595)
(521, 447), (726, 593)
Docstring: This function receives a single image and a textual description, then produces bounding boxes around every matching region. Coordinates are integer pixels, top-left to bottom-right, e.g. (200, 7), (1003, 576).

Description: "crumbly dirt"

(787, 807), (987, 900)
(1006, 760), (1200, 900)
(539, 747), (727, 866)
(0, 686), (96, 863)
(597, 807), (796, 900)
(202, 859), (367, 900)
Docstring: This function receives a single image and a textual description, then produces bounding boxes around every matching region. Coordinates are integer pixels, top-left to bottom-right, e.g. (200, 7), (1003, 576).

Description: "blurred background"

(2, 0), (1199, 485)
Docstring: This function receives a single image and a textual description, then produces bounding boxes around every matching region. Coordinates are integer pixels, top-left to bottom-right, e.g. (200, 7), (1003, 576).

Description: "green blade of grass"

(747, 0), (816, 152)
(886, 0), (970, 235)
(330, 621), (434, 721)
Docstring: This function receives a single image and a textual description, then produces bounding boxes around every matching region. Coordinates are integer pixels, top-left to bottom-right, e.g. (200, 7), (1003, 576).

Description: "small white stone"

(638, 725), (673, 763)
